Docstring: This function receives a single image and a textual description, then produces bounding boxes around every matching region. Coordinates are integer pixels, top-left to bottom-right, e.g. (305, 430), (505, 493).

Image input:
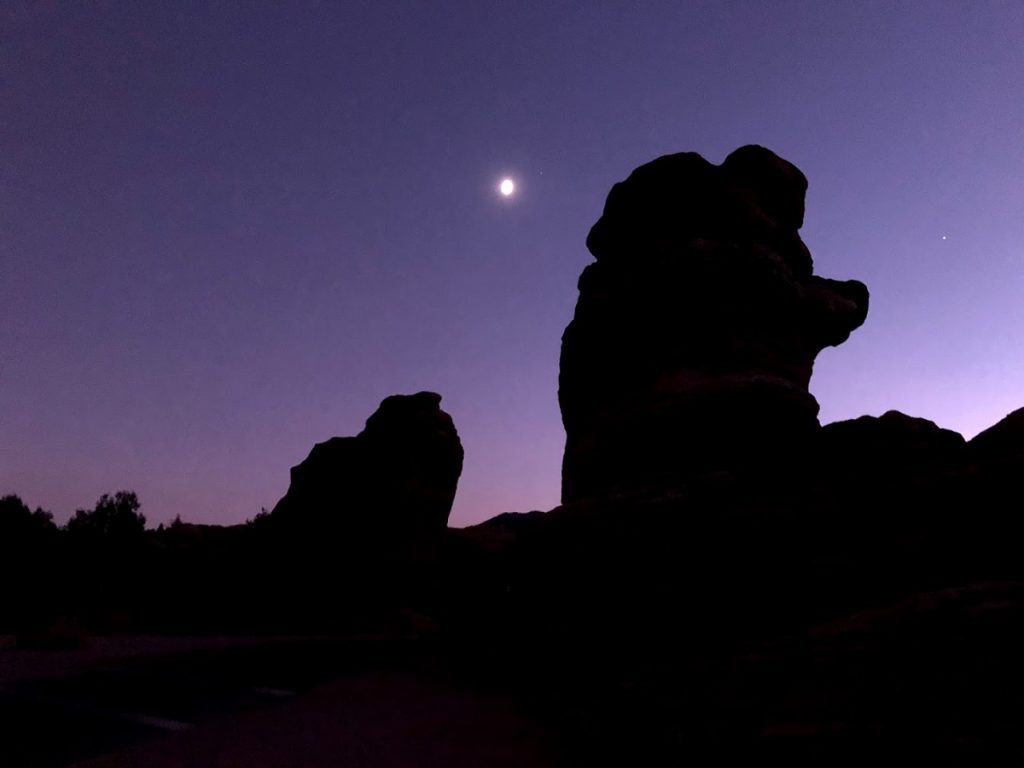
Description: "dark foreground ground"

(0, 634), (560, 768)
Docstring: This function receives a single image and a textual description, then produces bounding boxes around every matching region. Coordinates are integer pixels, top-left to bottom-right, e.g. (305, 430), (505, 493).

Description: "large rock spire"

(559, 145), (869, 502)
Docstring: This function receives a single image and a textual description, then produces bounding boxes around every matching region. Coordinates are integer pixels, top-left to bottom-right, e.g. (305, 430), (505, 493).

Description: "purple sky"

(3, 2), (1024, 528)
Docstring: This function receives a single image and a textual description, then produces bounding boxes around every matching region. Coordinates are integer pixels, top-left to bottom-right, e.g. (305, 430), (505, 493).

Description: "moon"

(499, 178), (515, 197)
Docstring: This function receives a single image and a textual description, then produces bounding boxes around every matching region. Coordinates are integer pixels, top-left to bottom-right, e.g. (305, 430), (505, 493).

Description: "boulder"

(559, 145), (869, 503)
(271, 391), (464, 540)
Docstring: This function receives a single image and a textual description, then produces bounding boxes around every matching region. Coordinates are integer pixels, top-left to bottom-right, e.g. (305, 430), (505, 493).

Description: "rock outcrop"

(271, 391), (463, 539)
(818, 410), (967, 480)
(559, 145), (869, 503)
(967, 406), (1024, 463)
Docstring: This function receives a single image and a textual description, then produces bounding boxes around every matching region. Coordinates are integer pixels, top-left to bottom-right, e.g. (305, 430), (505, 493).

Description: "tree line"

(1, 490), (146, 545)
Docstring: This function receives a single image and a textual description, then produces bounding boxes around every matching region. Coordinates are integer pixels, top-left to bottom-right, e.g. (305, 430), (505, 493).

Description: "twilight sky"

(3, 2), (1024, 527)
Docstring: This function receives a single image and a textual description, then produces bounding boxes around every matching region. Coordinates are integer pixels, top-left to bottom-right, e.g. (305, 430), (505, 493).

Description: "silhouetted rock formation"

(818, 410), (966, 480)
(271, 391), (463, 538)
(967, 406), (1024, 462)
(559, 145), (869, 503)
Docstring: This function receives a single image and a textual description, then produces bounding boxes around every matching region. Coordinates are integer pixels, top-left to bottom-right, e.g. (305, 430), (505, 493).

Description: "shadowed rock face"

(559, 145), (869, 503)
(271, 391), (464, 538)
(818, 410), (967, 479)
(967, 407), (1024, 462)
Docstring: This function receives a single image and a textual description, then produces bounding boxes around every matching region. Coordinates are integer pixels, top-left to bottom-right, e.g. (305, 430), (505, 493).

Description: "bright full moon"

(499, 178), (515, 197)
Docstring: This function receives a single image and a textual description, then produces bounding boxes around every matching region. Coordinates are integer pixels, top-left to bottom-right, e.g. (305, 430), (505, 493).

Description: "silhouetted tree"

(246, 507), (271, 528)
(66, 491), (146, 541)
(0, 494), (57, 542)
(57, 492), (149, 633)
(0, 495), (61, 635)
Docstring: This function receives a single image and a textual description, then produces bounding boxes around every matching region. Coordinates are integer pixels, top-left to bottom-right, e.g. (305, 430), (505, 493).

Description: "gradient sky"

(3, 1), (1024, 527)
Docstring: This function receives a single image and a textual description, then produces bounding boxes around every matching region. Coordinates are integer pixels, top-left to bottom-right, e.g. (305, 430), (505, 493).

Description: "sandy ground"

(1, 635), (562, 767)
(0, 636), (303, 686)
(76, 667), (561, 768)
